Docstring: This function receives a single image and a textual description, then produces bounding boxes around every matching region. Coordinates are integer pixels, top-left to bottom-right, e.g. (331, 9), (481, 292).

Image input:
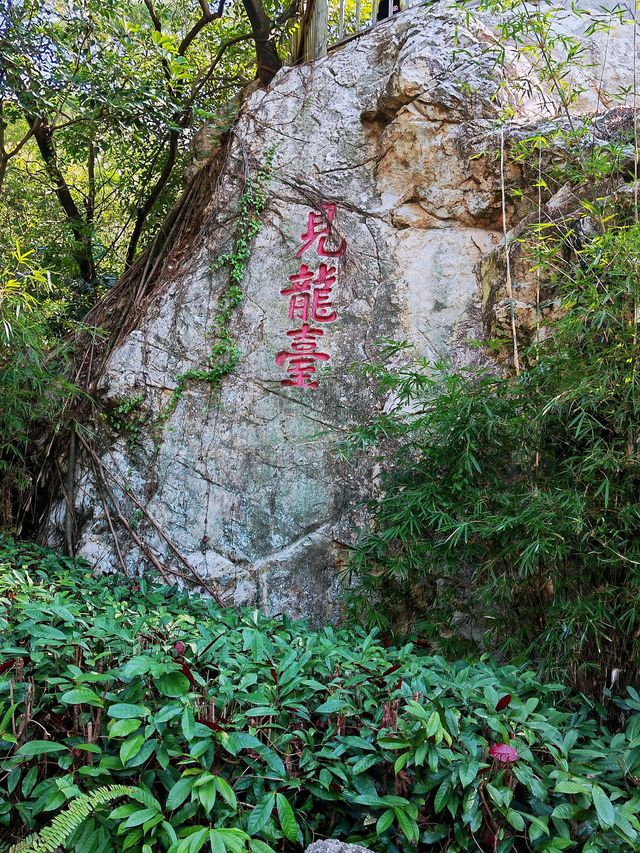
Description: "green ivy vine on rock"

(158, 147), (276, 425)
(106, 394), (147, 451)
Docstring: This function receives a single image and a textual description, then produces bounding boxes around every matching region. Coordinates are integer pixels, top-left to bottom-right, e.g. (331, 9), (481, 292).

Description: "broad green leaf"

(215, 776), (237, 810)
(315, 698), (346, 714)
(61, 687), (103, 707)
(30, 625), (67, 641)
(17, 741), (67, 757)
(247, 792), (275, 835)
(181, 707), (195, 741)
(592, 784), (615, 829)
(124, 808), (158, 829)
(276, 793), (299, 842)
(352, 754), (379, 775)
(121, 656), (153, 677)
(127, 738), (157, 767)
(166, 776), (194, 811)
(555, 780), (587, 794)
(218, 828), (251, 853)
(177, 826), (207, 853)
(208, 830), (226, 853)
(120, 734), (145, 765)
(250, 841), (277, 853)
(155, 671), (190, 697)
(506, 809), (525, 831)
(197, 779), (216, 813)
(75, 743), (102, 754)
(376, 809), (394, 836)
(109, 718), (142, 738)
(394, 807), (418, 843)
(426, 711), (441, 738)
(109, 804), (138, 821)
(434, 781), (450, 814)
(154, 705), (182, 724)
(108, 703), (150, 719)
(243, 706), (279, 717)
(459, 760), (479, 788)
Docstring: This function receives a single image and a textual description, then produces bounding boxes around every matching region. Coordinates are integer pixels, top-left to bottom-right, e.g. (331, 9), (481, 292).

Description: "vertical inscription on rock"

(275, 204), (346, 388)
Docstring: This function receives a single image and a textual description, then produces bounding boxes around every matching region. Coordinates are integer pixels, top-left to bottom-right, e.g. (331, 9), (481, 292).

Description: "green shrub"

(0, 246), (76, 528)
(0, 538), (639, 852)
(342, 208), (640, 698)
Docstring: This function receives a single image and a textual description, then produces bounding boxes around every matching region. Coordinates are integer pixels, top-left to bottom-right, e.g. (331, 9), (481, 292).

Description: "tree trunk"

(0, 155), (7, 196)
(125, 130), (180, 268)
(31, 119), (96, 284)
(241, 0), (282, 85)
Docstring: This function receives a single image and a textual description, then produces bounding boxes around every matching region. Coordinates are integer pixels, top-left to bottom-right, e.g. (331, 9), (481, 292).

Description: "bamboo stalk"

(339, 0), (345, 39)
(356, 0), (361, 31)
(499, 125), (520, 375)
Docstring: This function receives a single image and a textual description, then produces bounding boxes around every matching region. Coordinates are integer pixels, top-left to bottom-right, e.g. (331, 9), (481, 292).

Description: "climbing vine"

(105, 394), (147, 452)
(158, 147), (276, 423)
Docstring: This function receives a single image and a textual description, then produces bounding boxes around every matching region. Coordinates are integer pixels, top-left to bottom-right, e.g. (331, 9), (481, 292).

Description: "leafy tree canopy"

(0, 0), (295, 290)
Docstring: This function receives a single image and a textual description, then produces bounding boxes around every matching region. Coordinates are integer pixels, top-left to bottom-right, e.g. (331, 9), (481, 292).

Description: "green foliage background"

(0, 0), (285, 287)
(0, 9), (640, 852)
(0, 540), (639, 852)
(343, 120), (640, 695)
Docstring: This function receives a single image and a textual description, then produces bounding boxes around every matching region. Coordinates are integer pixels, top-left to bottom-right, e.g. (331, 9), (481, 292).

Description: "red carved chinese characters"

(275, 325), (330, 389)
(280, 263), (337, 323)
(295, 203), (347, 259)
(276, 205), (345, 388)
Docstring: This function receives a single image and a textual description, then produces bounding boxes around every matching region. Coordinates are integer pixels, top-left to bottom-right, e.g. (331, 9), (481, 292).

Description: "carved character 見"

(296, 203), (346, 258)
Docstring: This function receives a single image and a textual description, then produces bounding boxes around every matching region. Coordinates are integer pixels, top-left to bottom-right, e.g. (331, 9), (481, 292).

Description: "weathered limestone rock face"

(51, 1), (639, 619)
(305, 843), (373, 853)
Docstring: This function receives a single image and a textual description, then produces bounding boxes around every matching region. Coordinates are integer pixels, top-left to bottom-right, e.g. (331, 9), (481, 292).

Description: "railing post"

(313, 0), (329, 57)
(291, 0), (382, 64)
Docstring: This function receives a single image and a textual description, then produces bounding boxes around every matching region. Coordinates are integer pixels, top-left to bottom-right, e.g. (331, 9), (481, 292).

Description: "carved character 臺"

(275, 324), (331, 388)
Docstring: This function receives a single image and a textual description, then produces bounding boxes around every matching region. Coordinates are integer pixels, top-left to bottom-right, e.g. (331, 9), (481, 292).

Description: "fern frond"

(9, 784), (140, 853)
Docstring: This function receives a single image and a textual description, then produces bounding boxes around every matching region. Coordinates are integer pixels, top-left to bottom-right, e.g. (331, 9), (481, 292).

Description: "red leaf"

(489, 742), (519, 763)
(198, 718), (224, 732)
(0, 659), (16, 675)
(181, 662), (197, 687)
(382, 663), (401, 677)
(495, 694), (512, 712)
(270, 667), (278, 684)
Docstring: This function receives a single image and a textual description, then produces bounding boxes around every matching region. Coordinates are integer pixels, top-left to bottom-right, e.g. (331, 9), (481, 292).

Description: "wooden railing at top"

(290, 0), (425, 64)
(290, 0), (374, 64)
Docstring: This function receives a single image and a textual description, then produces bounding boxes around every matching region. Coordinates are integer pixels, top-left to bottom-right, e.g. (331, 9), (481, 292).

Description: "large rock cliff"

(51, 1), (639, 619)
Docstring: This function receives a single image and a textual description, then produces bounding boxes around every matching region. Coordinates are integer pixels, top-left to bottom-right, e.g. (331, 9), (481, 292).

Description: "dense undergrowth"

(0, 539), (639, 852)
(0, 248), (78, 530)
(343, 144), (640, 698)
